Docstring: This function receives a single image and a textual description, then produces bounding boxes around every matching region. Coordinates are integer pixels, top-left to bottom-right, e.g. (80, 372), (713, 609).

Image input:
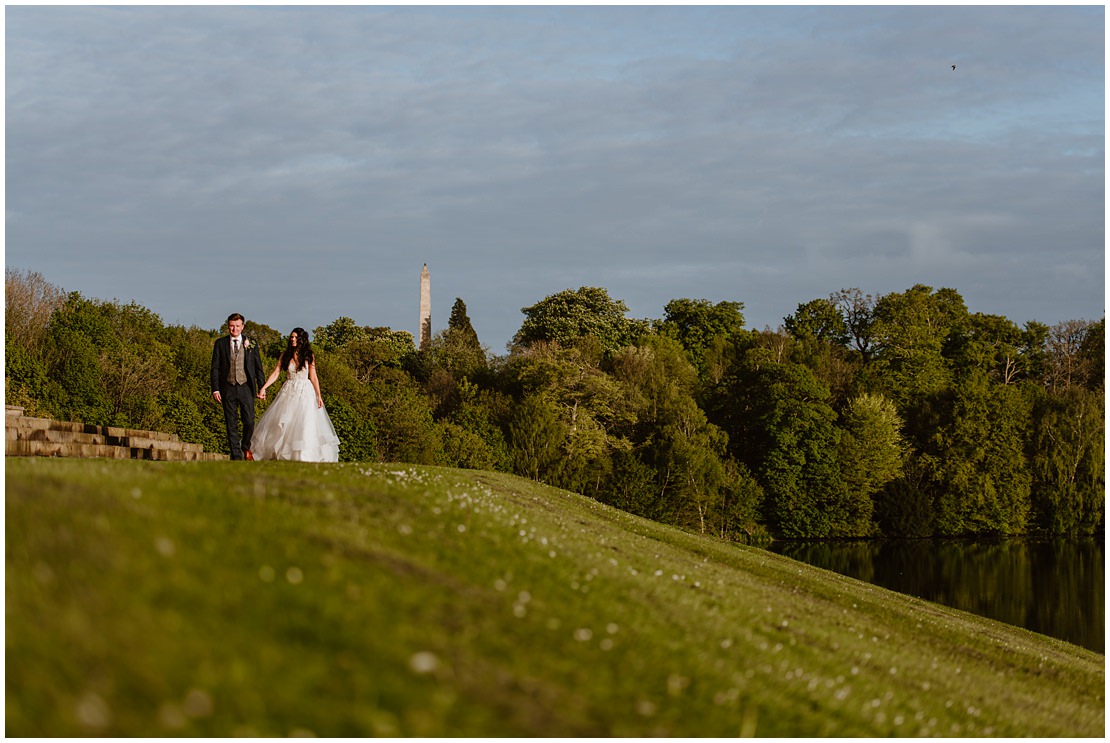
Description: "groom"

(211, 313), (266, 460)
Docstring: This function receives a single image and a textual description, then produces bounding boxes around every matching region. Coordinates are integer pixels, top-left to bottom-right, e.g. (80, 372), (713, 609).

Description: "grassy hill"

(5, 458), (1104, 736)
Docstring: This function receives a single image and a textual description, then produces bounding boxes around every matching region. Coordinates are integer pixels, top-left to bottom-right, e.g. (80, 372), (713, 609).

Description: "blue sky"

(5, 5), (1104, 350)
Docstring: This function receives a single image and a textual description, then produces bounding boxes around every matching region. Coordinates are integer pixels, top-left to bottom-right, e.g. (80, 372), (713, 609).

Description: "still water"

(768, 538), (1104, 653)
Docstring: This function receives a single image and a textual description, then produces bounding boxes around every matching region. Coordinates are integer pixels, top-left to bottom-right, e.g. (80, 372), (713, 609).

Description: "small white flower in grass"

(158, 703), (186, 730)
(32, 562), (53, 585)
(667, 674), (690, 695)
(131, 487), (142, 499)
(76, 692), (112, 730)
(409, 651), (440, 675)
(286, 567), (304, 584)
(155, 536), (175, 557)
(183, 688), (213, 718)
(599, 638), (614, 651)
(513, 604), (527, 618)
(456, 524), (466, 533)
(397, 524), (413, 536)
(493, 579), (507, 592)
(573, 628), (593, 642)
(636, 700), (656, 717)
(606, 623), (619, 634)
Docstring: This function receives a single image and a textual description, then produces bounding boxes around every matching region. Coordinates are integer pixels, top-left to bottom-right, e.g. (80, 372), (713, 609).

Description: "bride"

(253, 327), (340, 462)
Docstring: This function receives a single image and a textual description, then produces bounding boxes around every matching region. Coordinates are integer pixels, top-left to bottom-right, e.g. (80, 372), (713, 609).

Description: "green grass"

(5, 458), (1104, 737)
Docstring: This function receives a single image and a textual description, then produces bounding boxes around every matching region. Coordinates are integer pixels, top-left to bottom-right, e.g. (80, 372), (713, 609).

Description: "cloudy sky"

(6, 5), (1104, 350)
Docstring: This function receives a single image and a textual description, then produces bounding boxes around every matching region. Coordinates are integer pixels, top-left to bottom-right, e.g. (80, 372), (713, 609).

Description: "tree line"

(6, 268), (1103, 540)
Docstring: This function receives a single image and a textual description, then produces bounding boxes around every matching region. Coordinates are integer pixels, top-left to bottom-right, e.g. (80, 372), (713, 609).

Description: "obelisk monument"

(419, 263), (431, 349)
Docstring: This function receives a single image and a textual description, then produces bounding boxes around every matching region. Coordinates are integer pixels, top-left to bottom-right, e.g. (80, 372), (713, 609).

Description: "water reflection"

(768, 538), (1104, 653)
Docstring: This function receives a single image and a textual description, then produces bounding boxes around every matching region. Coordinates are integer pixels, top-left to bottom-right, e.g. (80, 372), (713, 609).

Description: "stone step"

(5, 439), (227, 462)
(5, 415), (181, 443)
(4, 412), (228, 461)
(7, 426), (109, 446)
(6, 426), (207, 454)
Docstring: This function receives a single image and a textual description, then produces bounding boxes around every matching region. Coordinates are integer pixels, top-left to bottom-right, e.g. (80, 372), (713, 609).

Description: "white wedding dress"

(252, 362), (340, 462)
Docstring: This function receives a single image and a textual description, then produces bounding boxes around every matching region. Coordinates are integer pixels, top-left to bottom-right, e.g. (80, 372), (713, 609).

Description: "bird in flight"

(952, 64), (956, 70)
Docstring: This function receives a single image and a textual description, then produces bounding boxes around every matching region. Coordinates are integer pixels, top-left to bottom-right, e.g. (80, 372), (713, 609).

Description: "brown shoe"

(245, 450), (255, 461)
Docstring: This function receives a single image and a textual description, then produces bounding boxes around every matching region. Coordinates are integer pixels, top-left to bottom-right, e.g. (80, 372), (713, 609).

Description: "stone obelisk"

(419, 263), (431, 349)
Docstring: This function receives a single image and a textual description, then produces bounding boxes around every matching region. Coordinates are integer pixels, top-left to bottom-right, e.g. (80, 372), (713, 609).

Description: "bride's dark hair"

(280, 327), (314, 372)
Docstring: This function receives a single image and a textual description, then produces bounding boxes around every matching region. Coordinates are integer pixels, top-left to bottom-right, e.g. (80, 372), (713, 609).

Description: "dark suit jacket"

(211, 335), (265, 396)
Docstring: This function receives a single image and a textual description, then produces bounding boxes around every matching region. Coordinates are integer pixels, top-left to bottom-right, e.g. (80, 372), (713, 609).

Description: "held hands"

(258, 387), (267, 400)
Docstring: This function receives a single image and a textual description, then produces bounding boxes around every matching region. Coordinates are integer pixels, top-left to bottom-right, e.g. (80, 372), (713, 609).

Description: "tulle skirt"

(252, 378), (340, 462)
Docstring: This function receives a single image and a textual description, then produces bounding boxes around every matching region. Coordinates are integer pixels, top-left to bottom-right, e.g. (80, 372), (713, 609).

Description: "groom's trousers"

(221, 382), (256, 460)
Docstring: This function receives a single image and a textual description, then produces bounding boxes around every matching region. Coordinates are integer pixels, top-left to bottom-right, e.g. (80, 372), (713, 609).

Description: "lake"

(768, 537), (1104, 654)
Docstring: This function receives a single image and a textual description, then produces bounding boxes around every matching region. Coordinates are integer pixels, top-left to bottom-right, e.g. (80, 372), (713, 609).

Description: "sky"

(5, 4), (1105, 351)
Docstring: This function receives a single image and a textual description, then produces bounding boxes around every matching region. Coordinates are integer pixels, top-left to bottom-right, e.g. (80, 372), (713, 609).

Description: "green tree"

(504, 341), (635, 494)
(313, 316), (366, 352)
(930, 373), (1033, 535)
(609, 335), (748, 534)
(655, 298), (746, 383)
(784, 298), (858, 407)
(1030, 387), (1104, 534)
(784, 297), (848, 346)
(513, 287), (648, 354)
(509, 394), (566, 482)
(712, 348), (851, 538)
(945, 313), (1044, 386)
(439, 380), (511, 471)
(837, 393), (906, 535)
(1078, 318), (1104, 390)
(869, 285), (965, 407)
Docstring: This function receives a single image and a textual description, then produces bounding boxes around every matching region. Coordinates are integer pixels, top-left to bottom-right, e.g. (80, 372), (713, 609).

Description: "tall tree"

(869, 285), (965, 407)
(837, 392), (906, 535)
(655, 298), (746, 383)
(1044, 318), (1101, 393)
(712, 348), (851, 537)
(433, 298), (487, 379)
(5, 267), (64, 359)
(784, 297), (848, 345)
(610, 335), (747, 533)
(930, 372), (1033, 535)
(513, 287), (648, 354)
(505, 342), (632, 494)
(1030, 387), (1104, 534)
(830, 288), (878, 361)
(509, 394), (566, 482)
